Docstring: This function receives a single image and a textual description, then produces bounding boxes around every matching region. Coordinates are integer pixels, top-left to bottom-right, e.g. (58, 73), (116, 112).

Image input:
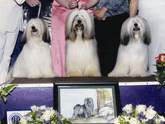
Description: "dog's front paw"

(44, 73), (59, 78)
(108, 72), (117, 77)
(129, 71), (149, 77)
(108, 71), (128, 77)
(84, 70), (101, 77)
(66, 70), (83, 77)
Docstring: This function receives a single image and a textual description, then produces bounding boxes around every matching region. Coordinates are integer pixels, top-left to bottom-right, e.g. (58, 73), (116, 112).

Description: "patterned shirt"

(95, 0), (129, 17)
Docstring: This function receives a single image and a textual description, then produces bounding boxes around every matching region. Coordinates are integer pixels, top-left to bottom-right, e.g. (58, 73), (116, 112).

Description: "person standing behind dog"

(130, 0), (165, 75)
(94, 0), (129, 76)
(51, 0), (99, 77)
(0, 0), (40, 84)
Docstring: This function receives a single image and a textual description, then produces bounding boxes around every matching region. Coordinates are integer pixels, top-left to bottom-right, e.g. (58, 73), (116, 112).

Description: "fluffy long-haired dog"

(7, 18), (58, 79)
(71, 97), (94, 120)
(65, 9), (101, 77)
(108, 16), (151, 77)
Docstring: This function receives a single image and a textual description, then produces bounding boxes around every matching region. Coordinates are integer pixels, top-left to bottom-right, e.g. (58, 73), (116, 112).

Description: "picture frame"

(6, 110), (30, 124)
(54, 81), (121, 123)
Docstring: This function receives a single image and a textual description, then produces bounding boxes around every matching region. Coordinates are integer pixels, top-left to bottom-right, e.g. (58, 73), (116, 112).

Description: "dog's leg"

(84, 69), (101, 77)
(84, 62), (101, 77)
(42, 66), (59, 77)
(108, 58), (129, 77)
(66, 65), (83, 77)
(66, 70), (82, 77)
(129, 62), (149, 77)
(26, 66), (44, 78)
(71, 105), (82, 120)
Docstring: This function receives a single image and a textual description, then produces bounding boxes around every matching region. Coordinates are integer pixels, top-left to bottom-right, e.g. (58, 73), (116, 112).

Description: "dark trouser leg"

(95, 13), (129, 76)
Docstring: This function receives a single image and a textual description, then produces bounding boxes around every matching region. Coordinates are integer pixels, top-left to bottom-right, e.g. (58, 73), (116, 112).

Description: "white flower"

(128, 117), (140, 124)
(122, 104), (133, 114)
(156, 118), (162, 124)
(41, 110), (55, 121)
(20, 116), (27, 124)
(145, 106), (157, 119)
(31, 105), (39, 112)
(141, 119), (148, 123)
(136, 105), (146, 114)
(121, 115), (129, 122)
(114, 117), (120, 124)
(26, 115), (32, 122)
(159, 115), (165, 122)
(40, 105), (47, 110)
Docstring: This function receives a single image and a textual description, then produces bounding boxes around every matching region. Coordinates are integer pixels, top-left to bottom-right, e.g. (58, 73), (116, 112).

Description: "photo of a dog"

(108, 16), (151, 77)
(71, 97), (94, 120)
(65, 9), (101, 77)
(6, 18), (58, 80)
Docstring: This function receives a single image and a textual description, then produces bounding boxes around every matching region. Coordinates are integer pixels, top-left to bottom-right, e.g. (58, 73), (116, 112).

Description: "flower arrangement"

(0, 84), (17, 103)
(17, 105), (71, 124)
(155, 53), (165, 89)
(115, 104), (165, 124)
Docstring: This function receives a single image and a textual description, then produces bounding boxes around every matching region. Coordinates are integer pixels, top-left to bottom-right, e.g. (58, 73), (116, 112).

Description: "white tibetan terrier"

(7, 18), (58, 79)
(108, 16), (151, 77)
(65, 9), (101, 77)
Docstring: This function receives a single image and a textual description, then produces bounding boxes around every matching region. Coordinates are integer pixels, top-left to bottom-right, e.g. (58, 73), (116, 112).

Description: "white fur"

(108, 16), (151, 77)
(65, 9), (101, 77)
(7, 18), (58, 79)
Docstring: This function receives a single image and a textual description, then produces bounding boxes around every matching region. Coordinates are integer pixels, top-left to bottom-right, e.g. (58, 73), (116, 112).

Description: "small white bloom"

(26, 115), (33, 122)
(121, 115), (129, 122)
(129, 117), (140, 124)
(156, 118), (162, 124)
(114, 117), (120, 124)
(31, 105), (39, 112)
(136, 105), (146, 114)
(145, 106), (157, 119)
(20, 116), (27, 124)
(122, 104), (133, 114)
(159, 115), (165, 122)
(141, 119), (148, 123)
(40, 105), (47, 110)
(41, 110), (55, 121)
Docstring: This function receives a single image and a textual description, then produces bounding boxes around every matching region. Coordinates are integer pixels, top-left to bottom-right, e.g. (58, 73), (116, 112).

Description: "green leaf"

(1, 90), (8, 96)
(5, 84), (17, 94)
(2, 96), (7, 103)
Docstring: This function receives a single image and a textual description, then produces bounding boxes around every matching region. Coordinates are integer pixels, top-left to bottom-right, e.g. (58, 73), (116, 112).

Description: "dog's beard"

(75, 24), (85, 39)
(30, 31), (39, 37)
(133, 30), (141, 39)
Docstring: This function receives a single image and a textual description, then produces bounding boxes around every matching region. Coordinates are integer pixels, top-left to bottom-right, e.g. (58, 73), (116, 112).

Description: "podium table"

(1, 76), (165, 121)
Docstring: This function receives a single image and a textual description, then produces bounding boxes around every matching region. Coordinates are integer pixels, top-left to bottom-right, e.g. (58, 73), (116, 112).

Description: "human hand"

(26, 0), (40, 7)
(93, 7), (97, 13)
(95, 7), (107, 20)
(68, 0), (78, 9)
(80, 4), (87, 10)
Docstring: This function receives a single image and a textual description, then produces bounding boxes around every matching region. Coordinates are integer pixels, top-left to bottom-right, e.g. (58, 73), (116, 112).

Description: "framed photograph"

(54, 81), (121, 123)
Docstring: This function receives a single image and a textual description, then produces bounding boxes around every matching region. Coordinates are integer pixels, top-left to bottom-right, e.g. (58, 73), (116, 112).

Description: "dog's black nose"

(31, 26), (35, 30)
(134, 23), (138, 27)
(77, 20), (82, 24)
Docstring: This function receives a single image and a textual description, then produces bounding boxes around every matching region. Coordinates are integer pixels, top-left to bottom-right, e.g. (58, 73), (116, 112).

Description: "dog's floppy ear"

(142, 17), (151, 45)
(65, 9), (79, 40)
(120, 18), (130, 46)
(80, 10), (95, 40)
(65, 9), (79, 41)
(40, 19), (51, 44)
